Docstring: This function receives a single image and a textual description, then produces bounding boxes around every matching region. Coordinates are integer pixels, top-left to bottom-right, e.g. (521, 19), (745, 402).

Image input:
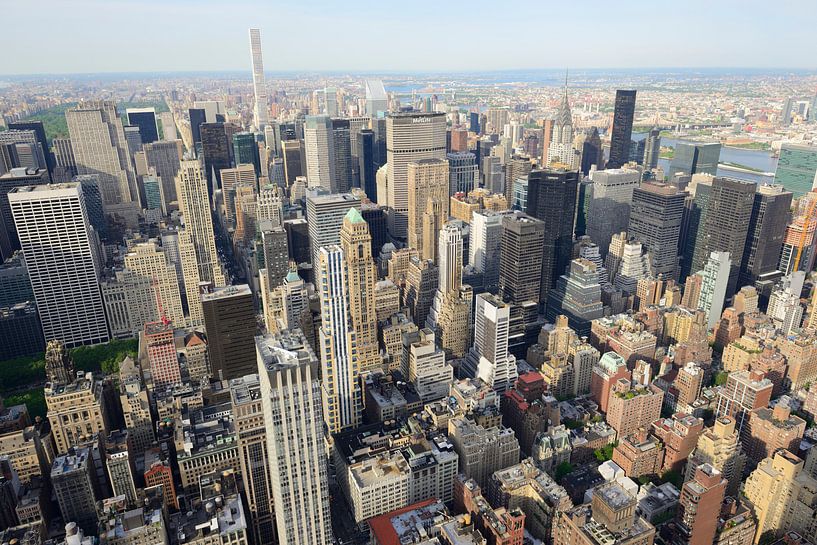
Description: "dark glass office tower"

(739, 185), (793, 286)
(126, 109), (159, 144)
(331, 119), (352, 192)
(8, 121), (53, 173)
(669, 141), (721, 177)
(691, 177), (756, 296)
(525, 169), (579, 303)
(361, 205), (388, 255)
(580, 127), (603, 175)
(372, 117), (387, 169)
(202, 284), (257, 381)
(607, 90), (637, 169)
(232, 132), (261, 176)
(628, 181), (686, 280)
(188, 108), (207, 149)
(200, 122), (239, 195)
(469, 112), (480, 134)
(680, 180), (712, 282)
(358, 129), (376, 200)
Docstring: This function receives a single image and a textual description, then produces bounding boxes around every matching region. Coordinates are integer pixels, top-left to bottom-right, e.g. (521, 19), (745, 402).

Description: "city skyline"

(2, 0), (817, 75)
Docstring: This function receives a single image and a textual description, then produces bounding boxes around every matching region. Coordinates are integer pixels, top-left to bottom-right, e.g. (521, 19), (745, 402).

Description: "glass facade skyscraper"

(774, 143), (817, 197)
(669, 141), (721, 178)
(607, 90), (637, 169)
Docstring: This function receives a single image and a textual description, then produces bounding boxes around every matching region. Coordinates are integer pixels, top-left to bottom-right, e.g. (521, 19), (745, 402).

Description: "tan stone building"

(46, 372), (111, 455)
(407, 158), (449, 260)
(744, 450), (817, 544)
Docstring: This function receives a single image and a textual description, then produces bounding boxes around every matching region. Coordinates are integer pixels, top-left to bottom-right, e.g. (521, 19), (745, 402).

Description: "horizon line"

(2, 66), (817, 79)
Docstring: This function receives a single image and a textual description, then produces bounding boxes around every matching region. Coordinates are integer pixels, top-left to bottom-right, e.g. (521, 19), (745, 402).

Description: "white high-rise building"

(257, 331), (333, 545)
(305, 189), (360, 276)
(401, 328), (451, 402)
(303, 115), (335, 191)
(469, 210), (505, 291)
(365, 80), (388, 117)
(66, 100), (138, 222)
(9, 183), (109, 347)
(249, 28), (269, 129)
(437, 222), (463, 296)
(767, 272), (806, 334)
(386, 112), (447, 238)
(698, 251), (731, 330)
(463, 293), (517, 392)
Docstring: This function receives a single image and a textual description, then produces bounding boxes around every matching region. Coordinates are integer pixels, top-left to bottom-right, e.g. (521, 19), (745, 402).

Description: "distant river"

(642, 135), (778, 184)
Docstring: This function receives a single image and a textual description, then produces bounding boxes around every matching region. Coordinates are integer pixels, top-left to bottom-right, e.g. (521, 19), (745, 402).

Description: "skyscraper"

(627, 181), (686, 280)
(774, 143), (817, 197)
(202, 284), (257, 381)
(691, 177), (756, 296)
(175, 159), (225, 286)
(358, 129), (376, 200)
(642, 128), (661, 170)
(698, 251), (732, 330)
(339, 208), (380, 373)
(318, 244), (360, 434)
(365, 79), (388, 117)
(7, 120), (53, 173)
(142, 140), (182, 209)
(52, 449), (100, 535)
(304, 115), (335, 191)
(249, 28), (269, 129)
(499, 211), (545, 306)
(124, 241), (185, 327)
(257, 331), (332, 544)
(426, 223), (472, 358)
(282, 139), (304, 186)
(331, 118), (353, 192)
(201, 122), (240, 195)
(586, 168), (640, 257)
(546, 82), (579, 169)
(463, 293), (516, 392)
(233, 131), (261, 176)
(526, 169), (578, 303)
(669, 141), (722, 178)
(407, 158), (449, 261)
(229, 374), (277, 545)
(545, 258), (605, 337)
(66, 100), (138, 221)
(740, 184), (792, 286)
(9, 183), (108, 347)
(305, 189), (360, 272)
(470, 210), (505, 291)
(126, 108), (159, 144)
(607, 90), (637, 169)
(386, 112), (447, 238)
(447, 151), (478, 195)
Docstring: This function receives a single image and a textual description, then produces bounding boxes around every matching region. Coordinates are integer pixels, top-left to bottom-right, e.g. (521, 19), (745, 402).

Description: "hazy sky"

(2, 0), (814, 75)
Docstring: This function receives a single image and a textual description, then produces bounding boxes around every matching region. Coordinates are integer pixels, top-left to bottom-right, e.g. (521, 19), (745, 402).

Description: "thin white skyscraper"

(249, 28), (269, 129)
(463, 293), (517, 393)
(303, 115), (336, 191)
(9, 183), (109, 347)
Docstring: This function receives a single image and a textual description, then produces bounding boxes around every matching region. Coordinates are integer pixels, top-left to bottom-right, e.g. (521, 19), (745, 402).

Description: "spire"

(556, 69), (573, 129)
